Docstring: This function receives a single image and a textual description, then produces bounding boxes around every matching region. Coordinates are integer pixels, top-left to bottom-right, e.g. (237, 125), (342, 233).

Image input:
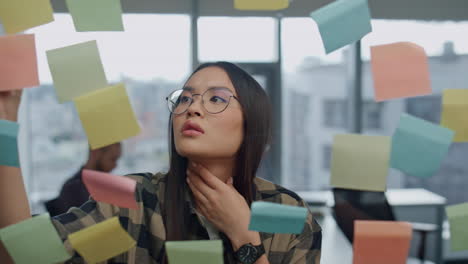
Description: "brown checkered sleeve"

(50, 173), (159, 263)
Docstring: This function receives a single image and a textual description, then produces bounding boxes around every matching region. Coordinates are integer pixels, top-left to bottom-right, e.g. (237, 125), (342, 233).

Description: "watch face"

(238, 244), (259, 264)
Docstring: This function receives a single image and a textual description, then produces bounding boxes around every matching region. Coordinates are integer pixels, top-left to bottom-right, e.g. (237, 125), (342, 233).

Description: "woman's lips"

(182, 130), (203, 136)
(181, 120), (205, 136)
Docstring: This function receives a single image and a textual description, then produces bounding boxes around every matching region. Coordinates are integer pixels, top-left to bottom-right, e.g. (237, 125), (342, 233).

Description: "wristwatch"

(234, 243), (265, 264)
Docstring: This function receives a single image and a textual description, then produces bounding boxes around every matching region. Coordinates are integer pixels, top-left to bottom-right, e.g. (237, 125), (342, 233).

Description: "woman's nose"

(186, 95), (203, 116)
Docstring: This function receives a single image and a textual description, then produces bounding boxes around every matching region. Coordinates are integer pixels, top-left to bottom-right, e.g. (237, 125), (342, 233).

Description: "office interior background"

(7, 0), (468, 263)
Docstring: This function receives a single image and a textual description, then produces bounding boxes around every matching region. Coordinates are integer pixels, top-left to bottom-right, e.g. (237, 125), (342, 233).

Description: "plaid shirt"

(52, 172), (322, 264)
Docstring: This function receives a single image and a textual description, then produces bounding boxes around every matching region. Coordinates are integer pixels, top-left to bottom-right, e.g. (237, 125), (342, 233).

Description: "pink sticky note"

(371, 42), (431, 102)
(353, 220), (412, 264)
(0, 34), (39, 91)
(82, 169), (138, 209)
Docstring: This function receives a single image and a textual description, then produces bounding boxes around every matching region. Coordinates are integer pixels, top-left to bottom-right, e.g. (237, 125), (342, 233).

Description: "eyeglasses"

(166, 87), (239, 115)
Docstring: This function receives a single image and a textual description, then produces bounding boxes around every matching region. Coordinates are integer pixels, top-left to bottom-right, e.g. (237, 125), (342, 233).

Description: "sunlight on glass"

(362, 20), (468, 59)
(198, 17), (277, 62)
(281, 18), (345, 73)
(27, 14), (191, 83)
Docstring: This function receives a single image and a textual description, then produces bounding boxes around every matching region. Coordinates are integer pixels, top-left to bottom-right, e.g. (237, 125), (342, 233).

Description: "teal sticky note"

(0, 120), (19, 167)
(166, 240), (223, 264)
(249, 201), (308, 234)
(310, 0), (372, 54)
(0, 214), (71, 264)
(390, 114), (454, 178)
(446, 203), (468, 252)
(66, 0), (124, 32)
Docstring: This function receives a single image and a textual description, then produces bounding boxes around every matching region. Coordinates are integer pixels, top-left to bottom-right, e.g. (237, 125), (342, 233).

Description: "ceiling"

(50, 0), (468, 21)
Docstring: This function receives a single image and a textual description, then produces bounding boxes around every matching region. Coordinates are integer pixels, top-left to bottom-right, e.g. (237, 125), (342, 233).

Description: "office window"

(363, 101), (383, 130)
(282, 18), (347, 191)
(323, 99), (347, 128)
(361, 20), (468, 204)
(25, 14), (191, 213)
(322, 144), (332, 170)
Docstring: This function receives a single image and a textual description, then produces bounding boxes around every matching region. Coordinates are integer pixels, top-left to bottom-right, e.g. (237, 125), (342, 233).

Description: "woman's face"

(172, 66), (244, 160)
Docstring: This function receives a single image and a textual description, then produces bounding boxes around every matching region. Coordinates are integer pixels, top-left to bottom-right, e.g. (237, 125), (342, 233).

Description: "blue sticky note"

(310, 0), (372, 54)
(249, 201), (308, 234)
(0, 120), (19, 167)
(391, 113), (454, 178)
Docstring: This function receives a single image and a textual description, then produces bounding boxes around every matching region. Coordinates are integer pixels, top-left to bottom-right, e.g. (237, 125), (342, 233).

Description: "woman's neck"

(189, 158), (234, 183)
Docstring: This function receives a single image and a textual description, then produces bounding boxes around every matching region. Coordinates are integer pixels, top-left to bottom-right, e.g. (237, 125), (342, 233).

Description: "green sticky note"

(249, 201), (308, 234)
(0, 214), (71, 264)
(446, 203), (468, 252)
(391, 114), (454, 178)
(0, 120), (19, 167)
(310, 0), (372, 54)
(165, 240), (223, 264)
(46, 40), (108, 103)
(331, 134), (391, 192)
(66, 0), (124, 32)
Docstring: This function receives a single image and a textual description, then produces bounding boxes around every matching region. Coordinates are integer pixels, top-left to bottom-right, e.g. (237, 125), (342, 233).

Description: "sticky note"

(74, 83), (141, 149)
(0, 0), (54, 34)
(234, 0), (289, 10)
(0, 214), (71, 264)
(66, 0), (124, 32)
(249, 201), (307, 234)
(440, 89), (468, 142)
(165, 240), (223, 264)
(446, 203), (468, 252)
(371, 42), (432, 102)
(46, 40), (108, 103)
(310, 0), (372, 54)
(390, 114), (454, 178)
(0, 34), (39, 91)
(331, 134), (390, 192)
(68, 217), (135, 263)
(0, 120), (19, 167)
(353, 220), (412, 264)
(82, 169), (138, 209)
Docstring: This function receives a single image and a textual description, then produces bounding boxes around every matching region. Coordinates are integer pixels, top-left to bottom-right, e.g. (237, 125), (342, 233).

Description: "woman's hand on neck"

(188, 158), (234, 183)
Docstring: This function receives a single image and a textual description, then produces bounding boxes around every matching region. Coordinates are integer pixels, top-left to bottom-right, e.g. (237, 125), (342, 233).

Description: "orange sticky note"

(371, 42), (431, 102)
(353, 220), (412, 264)
(82, 169), (138, 209)
(0, 34), (39, 91)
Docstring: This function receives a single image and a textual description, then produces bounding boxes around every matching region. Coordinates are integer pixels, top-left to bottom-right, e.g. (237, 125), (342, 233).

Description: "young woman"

(0, 62), (321, 264)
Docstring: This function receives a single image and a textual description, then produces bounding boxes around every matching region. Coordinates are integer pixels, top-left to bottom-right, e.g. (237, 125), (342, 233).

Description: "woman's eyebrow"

(183, 86), (235, 94)
(182, 86), (195, 92)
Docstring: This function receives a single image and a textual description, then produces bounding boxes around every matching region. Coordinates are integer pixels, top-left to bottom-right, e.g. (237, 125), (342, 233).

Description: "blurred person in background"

(44, 143), (122, 216)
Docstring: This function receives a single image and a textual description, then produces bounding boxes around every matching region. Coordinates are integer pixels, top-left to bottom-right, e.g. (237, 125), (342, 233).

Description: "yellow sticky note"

(0, 0), (54, 34)
(68, 217), (136, 264)
(441, 89), (468, 142)
(331, 134), (391, 192)
(234, 0), (289, 11)
(74, 83), (141, 149)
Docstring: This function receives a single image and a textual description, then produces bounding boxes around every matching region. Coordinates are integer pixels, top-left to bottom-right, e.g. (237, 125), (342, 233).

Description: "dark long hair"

(163, 61), (272, 243)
